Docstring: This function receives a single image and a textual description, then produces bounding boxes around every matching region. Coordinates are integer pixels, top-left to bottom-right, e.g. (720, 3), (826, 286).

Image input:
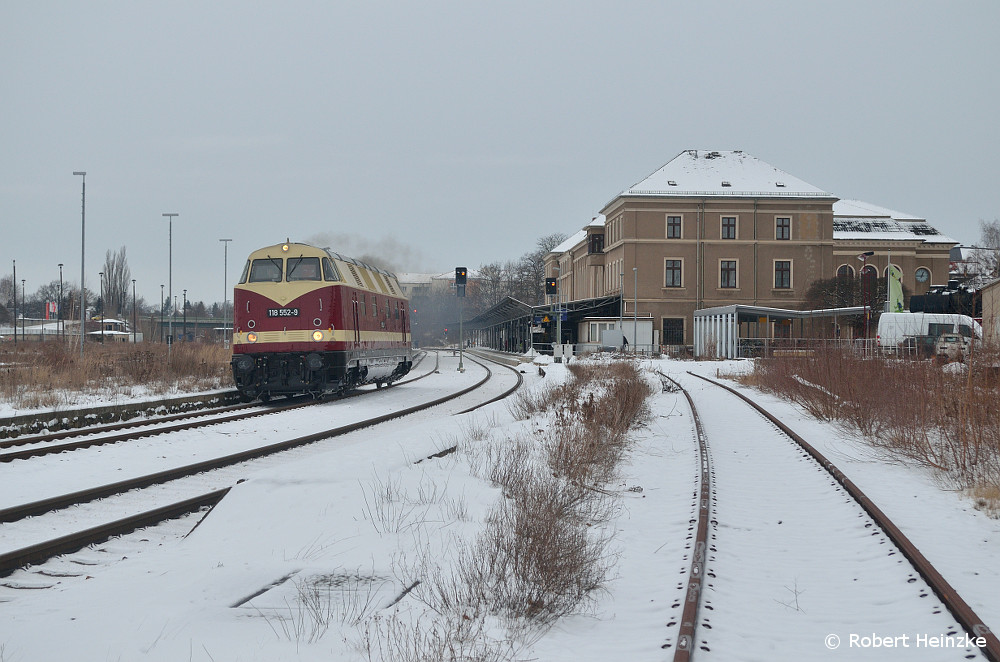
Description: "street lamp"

(99, 271), (105, 344)
(220, 238), (232, 348)
(74, 171), (86, 358)
(58, 263), (64, 341)
(132, 279), (137, 343)
(21, 279), (25, 340)
(162, 213), (178, 361)
(183, 288), (188, 342)
(160, 284), (164, 343)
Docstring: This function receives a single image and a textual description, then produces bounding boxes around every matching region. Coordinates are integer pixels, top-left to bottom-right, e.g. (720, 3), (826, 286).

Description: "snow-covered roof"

(611, 150), (833, 203)
(588, 214), (606, 228)
(833, 218), (957, 243)
(833, 199), (956, 244)
(395, 273), (436, 285)
(834, 199), (923, 221)
(550, 230), (587, 255)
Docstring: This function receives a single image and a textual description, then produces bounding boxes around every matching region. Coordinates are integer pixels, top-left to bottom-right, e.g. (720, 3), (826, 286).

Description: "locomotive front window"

(238, 260), (251, 284)
(249, 259), (283, 282)
(287, 257), (321, 281)
(322, 258), (342, 282)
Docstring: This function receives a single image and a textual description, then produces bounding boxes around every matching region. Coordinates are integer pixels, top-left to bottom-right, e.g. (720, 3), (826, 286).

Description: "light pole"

(99, 271), (105, 344)
(132, 279), (137, 343)
(220, 238), (232, 347)
(21, 279), (25, 340)
(619, 270), (624, 342)
(554, 266), (562, 363)
(58, 263), (64, 341)
(633, 267), (638, 354)
(73, 171), (86, 358)
(160, 284), (164, 343)
(162, 213), (178, 361)
(11, 259), (15, 346)
(857, 251), (874, 341)
(183, 288), (188, 342)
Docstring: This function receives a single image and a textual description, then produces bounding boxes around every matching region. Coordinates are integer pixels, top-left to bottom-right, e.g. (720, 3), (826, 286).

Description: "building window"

(774, 260), (791, 289)
(837, 264), (855, 279)
(667, 215), (682, 239)
(721, 216), (737, 239)
(588, 233), (604, 254)
(663, 318), (684, 345)
(588, 321), (617, 343)
(776, 217), (791, 240)
(664, 259), (682, 288)
(720, 260), (737, 289)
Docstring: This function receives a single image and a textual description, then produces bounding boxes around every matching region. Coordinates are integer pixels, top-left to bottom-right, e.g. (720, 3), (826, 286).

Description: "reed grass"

(0, 341), (232, 410)
(746, 346), (1000, 512)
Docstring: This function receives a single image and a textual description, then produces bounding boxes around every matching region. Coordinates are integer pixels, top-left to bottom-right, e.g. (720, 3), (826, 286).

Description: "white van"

(876, 312), (982, 353)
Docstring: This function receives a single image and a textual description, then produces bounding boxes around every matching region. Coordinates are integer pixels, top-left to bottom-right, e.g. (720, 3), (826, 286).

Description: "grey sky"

(3, 1), (998, 307)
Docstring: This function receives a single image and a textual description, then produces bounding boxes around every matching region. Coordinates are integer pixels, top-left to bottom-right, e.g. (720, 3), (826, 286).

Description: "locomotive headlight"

(312, 330), (324, 342)
(247, 332), (258, 343)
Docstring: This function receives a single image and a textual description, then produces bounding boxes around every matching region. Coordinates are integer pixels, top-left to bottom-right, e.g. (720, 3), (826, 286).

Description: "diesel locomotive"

(230, 241), (412, 400)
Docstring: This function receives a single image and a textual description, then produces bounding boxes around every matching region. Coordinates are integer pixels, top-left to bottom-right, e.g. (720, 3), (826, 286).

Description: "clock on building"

(915, 268), (930, 283)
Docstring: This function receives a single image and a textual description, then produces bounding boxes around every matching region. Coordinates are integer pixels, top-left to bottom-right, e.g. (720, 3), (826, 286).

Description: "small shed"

(693, 304), (866, 359)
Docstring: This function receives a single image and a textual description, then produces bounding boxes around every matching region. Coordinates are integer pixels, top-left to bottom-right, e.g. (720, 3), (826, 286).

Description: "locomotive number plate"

(267, 308), (300, 318)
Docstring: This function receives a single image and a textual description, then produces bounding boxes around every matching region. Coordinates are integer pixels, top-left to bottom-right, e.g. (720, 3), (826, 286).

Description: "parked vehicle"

(934, 333), (966, 361)
(876, 312), (981, 355)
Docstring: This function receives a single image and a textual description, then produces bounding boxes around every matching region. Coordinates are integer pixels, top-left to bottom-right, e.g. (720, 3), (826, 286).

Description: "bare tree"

(0, 274), (13, 324)
(101, 246), (132, 318)
(977, 219), (1000, 277)
(517, 232), (567, 305)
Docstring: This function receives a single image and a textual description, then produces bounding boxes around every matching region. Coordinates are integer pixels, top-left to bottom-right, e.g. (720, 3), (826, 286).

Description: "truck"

(876, 312), (982, 356)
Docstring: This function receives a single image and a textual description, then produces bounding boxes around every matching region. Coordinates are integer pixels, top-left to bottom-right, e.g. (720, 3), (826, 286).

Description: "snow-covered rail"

(666, 370), (998, 662)
(0, 353), (500, 579)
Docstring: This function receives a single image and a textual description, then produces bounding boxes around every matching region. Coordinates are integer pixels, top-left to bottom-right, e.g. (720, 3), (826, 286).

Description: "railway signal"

(455, 267), (466, 371)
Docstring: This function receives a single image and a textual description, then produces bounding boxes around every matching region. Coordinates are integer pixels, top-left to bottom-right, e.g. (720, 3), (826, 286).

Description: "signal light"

(545, 278), (557, 294)
(455, 267), (467, 285)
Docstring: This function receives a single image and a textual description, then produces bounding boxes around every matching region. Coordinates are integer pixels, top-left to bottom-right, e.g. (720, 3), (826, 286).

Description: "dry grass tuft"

(360, 358), (655, 660)
(752, 345), (1000, 501)
(0, 342), (231, 409)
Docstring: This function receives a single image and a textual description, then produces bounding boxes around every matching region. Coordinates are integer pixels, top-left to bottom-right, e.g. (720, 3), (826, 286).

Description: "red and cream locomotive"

(230, 241), (412, 400)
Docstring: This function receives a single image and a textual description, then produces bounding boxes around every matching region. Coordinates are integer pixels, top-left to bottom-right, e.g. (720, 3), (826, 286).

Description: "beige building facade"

(547, 150), (956, 346)
(982, 278), (1000, 345)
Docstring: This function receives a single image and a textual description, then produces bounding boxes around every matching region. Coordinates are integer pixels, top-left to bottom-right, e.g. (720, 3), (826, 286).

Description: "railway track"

(0, 351), (521, 580)
(662, 370), (998, 662)
(0, 350), (434, 463)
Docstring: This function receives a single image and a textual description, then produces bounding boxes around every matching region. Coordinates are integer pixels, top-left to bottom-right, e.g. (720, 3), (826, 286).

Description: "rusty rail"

(661, 373), (712, 661)
(688, 371), (999, 662)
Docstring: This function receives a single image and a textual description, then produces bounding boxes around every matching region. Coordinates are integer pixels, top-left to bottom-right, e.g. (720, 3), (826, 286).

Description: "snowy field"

(1, 354), (998, 661)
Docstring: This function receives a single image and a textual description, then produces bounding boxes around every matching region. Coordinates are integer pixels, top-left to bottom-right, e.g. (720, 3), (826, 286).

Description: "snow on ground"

(1, 354), (998, 661)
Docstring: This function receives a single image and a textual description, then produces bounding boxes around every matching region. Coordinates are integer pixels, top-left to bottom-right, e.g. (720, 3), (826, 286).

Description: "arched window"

(837, 264), (855, 279)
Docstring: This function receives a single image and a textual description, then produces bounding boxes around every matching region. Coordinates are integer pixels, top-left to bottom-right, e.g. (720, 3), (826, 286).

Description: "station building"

(543, 150), (956, 348)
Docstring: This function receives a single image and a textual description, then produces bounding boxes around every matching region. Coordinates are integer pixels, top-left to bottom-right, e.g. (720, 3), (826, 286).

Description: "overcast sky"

(3, 1), (998, 306)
